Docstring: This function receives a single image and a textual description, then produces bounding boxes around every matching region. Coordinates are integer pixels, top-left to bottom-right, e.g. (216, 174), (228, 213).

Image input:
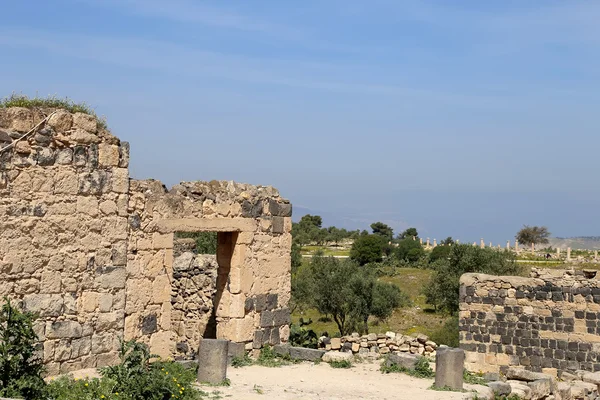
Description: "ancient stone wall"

(0, 107), (130, 375)
(460, 269), (600, 376)
(0, 106), (292, 375)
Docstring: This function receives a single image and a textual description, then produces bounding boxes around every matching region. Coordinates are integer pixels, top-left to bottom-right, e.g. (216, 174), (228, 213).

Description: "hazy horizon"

(1, 1), (598, 244)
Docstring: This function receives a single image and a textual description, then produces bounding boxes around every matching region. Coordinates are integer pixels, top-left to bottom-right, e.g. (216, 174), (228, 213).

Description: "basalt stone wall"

(0, 106), (292, 375)
(460, 270), (600, 376)
(0, 107), (130, 375)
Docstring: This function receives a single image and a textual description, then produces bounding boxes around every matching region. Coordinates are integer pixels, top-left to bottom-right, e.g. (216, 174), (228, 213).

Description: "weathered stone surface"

(386, 353), (419, 369)
(506, 368), (553, 383)
(23, 294), (63, 317)
(197, 339), (228, 385)
(488, 381), (511, 396)
(322, 351), (353, 363)
(527, 379), (551, 400)
(47, 321), (83, 339)
(289, 347), (325, 362)
(434, 347), (464, 391)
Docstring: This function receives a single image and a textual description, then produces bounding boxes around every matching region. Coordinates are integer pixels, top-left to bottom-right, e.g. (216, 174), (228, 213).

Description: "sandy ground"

(197, 361), (488, 400)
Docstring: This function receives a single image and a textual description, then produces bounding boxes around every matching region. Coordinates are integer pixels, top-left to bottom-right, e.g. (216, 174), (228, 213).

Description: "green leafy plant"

(463, 370), (487, 385)
(0, 297), (46, 400)
(328, 360), (352, 369)
(429, 317), (459, 348)
(256, 345), (291, 368)
(46, 376), (118, 400)
(100, 340), (202, 399)
(230, 354), (253, 368)
(380, 356), (433, 379)
(289, 324), (318, 349)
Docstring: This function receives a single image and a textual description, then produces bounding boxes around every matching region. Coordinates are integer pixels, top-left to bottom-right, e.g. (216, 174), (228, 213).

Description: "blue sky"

(1, 0), (598, 243)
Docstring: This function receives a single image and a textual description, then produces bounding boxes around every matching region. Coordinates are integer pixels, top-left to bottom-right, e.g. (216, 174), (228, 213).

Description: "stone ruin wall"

(0, 106), (292, 375)
(460, 269), (600, 376)
(171, 240), (219, 359)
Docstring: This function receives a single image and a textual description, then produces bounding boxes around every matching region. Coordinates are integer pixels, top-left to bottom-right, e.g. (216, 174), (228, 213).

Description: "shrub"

(429, 245), (452, 264)
(329, 360), (352, 369)
(289, 324), (318, 349)
(424, 245), (520, 314)
(100, 340), (202, 400)
(429, 317), (459, 348)
(0, 297), (46, 400)
(350, 234), (385, 265)
(46, 376), (117, 400)
(380, 356), (433, 378)
(395, 239), (425, 263)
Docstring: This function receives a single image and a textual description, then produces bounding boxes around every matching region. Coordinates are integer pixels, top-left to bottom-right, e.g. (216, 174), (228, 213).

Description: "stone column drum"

(197, 339), (229, 384)
(434, 347), (465, 390)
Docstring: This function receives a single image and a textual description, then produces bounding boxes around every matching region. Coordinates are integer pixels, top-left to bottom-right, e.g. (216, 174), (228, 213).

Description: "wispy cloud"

(0, 28), (508, 109)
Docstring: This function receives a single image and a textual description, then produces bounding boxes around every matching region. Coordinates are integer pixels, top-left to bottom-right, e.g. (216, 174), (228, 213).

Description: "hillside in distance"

(548, 237), (600, 250)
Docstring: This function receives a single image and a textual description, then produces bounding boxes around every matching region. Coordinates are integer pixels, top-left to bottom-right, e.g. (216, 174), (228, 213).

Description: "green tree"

(299, 214), (323, 229)
(292, 255), (407, 335)
(399, 227), (419, 240)
(350, 234), (385, 265)
(516, 225), (551, 247)
(395, 238), (425, 262)
(424, 244), (520, 314)
(429, 244), (452, 264)
(0, 298), (46, 400)
(370, 222), (394, 242)
(441, 237), (454, 246)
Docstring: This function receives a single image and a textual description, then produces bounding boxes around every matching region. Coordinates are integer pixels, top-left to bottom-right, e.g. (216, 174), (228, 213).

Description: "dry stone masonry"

(319, 331), (438, 357)
(0, 106), (292, 376)
(460, 269), (600, 376)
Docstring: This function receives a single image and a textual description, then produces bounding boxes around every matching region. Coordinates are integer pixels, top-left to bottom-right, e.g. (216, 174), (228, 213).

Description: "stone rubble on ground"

(318, 331), (438, 358)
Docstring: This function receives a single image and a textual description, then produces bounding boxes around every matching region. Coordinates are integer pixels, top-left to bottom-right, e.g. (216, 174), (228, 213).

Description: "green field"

(291, 267), (448, 338)
(300, 245), (350, 257)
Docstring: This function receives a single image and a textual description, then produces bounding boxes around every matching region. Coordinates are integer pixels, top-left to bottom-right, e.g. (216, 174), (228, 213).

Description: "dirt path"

(198, 361), (486, 400)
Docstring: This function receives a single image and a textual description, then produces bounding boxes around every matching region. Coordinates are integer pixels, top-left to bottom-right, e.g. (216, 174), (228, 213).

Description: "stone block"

(73, 112), (97, 133)
(289, 347), (325, 362)
(527, 379), (551, 400)
(434, 347), (464, 391)
(273, 344), (291, 357)
(322, 351), (353, 363)
(227, 342), (246, 364)
(272, 217), (285, 234)
(272, 308), (290, 326)
(386, 353), (419, 369)
(260, 310), (274, 327)
(506, 367), (553, 382)
(331, 338), (342, 350)
(23, 294), (63, 317)
(100, 267), (126, 289)
(47, 321), (83, 339)
(488, 381), (512, 396)
(197, 339), (229, 385)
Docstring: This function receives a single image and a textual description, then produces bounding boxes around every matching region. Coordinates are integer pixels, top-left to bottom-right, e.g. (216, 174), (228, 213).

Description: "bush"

(429, 317), (459, 348)
(329, 360), (352, 369)
(46, 376), (117, 400)
(350, 234), (385, 265)
(380, 356), (433, 378)
(395, 239), (425, 263)
(429, 245), (452, 264)
(424, 245), (520, 314)
(100, 340), (202, 399)
(0, 297), (46, 400)
(289, 324), (318, 349)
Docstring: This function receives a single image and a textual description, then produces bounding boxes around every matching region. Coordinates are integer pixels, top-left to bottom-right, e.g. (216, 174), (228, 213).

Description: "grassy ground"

(292, 267), (448, 337)
(300, 245), (350, 257)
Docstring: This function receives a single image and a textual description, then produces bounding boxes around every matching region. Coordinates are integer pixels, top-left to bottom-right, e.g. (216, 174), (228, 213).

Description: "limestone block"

(98, 144), (120, 167)
(149, 331), (173, 359)
(92, 332), (116, 354)
(98, 293), (113, 312)
(96, 351), (120, 367)
(47, 320), (83, 339)
(152, 232), (173, 249)
(41, 270), (62, 293)
(48, 110), (73, 132)
(100, 267), (126, 289)
(322, 351), (353, 363)
(99, 200), (117, 215)
(23, 294), (63, 317)
(152, 274), (171, 304)
(76, 196), (99, 216)
(54, 169), (79, 195)
(97, 312), (121, 331)
(386, 353), (419, 369)
(73, 112), (97, 133)
(8, 107), (34, 132)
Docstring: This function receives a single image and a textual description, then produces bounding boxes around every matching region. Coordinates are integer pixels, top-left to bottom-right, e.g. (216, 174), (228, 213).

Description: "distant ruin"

(460, 269), (600, 375)
(0, 106), (292, 375)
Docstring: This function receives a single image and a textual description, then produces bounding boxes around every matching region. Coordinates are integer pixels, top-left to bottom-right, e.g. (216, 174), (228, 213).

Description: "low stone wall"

(460, 269), (600, 375)
(319, 332), (438, 357)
